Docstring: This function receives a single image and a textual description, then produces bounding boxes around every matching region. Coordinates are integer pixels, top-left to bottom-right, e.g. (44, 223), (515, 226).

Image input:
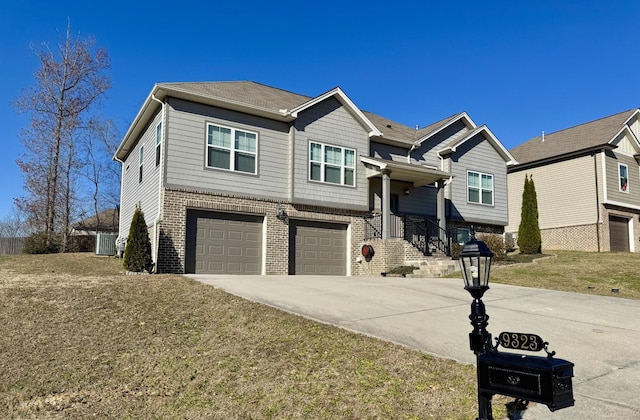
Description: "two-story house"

(115, 81), (516, 275)
(507, 108), (640, 252)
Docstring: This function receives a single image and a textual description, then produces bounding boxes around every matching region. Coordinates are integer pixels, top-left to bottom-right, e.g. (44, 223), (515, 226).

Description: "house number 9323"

(498, 332), (545, 352)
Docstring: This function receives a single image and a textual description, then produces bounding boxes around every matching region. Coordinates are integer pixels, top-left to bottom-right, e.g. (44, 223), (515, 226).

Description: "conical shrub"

(517, 174), (542, 254)
(123, 206), (153, 272)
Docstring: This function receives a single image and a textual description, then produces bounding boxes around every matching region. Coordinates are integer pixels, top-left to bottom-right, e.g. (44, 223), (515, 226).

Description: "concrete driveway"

(186, 274), (640, 419)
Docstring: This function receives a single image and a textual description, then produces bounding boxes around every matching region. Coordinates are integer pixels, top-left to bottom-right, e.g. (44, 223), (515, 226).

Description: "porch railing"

(363, 213), (450, 256)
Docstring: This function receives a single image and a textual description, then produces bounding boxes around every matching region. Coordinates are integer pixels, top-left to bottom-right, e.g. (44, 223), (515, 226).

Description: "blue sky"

(1, 0), (639, 220)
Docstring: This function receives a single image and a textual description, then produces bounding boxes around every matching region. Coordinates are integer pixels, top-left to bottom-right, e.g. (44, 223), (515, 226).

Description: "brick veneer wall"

(157, 188), (369, 274)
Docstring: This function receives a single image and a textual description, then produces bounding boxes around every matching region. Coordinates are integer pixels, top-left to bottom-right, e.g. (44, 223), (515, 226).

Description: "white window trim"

(205, 122), (258, 175)
(467, 170), (494, 206)
(155, 122), (162, 167)
(139, 145), (144, 183)
(619, 163), (629, 193)
(308, 141), (356, 187)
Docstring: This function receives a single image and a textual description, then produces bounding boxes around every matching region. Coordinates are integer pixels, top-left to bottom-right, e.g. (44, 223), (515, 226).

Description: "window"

(139, 146), (144, 183)
(309, 141), (355, 186)
(619, 164), (628, 192)
(155, 122), (162, 167)
(467, 171), (493, 205)
(457, 228), (470, 245)
(206, 123), (257, 174)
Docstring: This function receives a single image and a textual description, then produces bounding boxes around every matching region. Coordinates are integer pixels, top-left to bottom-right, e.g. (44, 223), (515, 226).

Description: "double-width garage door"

(289, 220), (347, 275)
(186, 210), (263, 274)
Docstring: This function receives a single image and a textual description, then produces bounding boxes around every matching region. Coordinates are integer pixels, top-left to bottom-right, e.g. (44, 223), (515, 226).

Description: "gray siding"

(292, 97), (369, 210)
(369, 178), (437, 216)
(371, 142), (410, 163)
(119, 111), (162, 241)
(413, 120), (470, 168)
(164, 98), (291, 200)
(449, 133), (508, 225)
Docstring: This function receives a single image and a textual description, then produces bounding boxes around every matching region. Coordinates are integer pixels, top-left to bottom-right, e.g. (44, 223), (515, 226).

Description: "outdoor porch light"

(460, 235), (494, 299)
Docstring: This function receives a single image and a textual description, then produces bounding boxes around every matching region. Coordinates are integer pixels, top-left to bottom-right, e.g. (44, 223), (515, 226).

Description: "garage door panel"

(186, 210), (263, 274)
(609, 216), (630, 252)
(290, 221), (347, 275)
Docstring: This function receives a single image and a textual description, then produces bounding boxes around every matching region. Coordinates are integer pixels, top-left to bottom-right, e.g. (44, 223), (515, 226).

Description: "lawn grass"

(488, 250), (640, 300)
(0, 253), (508, 419)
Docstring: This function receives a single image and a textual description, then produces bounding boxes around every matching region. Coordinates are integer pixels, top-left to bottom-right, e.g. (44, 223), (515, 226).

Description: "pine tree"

(517, 174), (542, 254)
(123, 207), (153, 272)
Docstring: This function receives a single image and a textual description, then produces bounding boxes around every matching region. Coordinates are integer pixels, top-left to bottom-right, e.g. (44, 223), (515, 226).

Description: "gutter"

(150, 94), (165, 272)
(114, 154), (125, 255)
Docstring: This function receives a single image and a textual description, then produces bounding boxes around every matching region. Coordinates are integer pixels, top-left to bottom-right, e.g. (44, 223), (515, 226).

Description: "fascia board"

(114, 85), (162, 161)
(289, 87), (383, 137)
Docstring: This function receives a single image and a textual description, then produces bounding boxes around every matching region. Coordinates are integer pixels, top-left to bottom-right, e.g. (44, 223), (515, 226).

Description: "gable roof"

(438, 125), (517, 165)
(510, 108), (640, 166)
(114, 81), (509, 162)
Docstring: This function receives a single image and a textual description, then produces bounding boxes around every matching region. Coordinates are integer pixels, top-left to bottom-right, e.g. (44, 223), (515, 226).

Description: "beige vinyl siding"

(164, 98), (290, 200)
(506, 155), (598, 232)
(604, 148), (640, 207)
(449, 133), (508, 225)
(292, 97), (369, 210)
(119, 111), (162, 243)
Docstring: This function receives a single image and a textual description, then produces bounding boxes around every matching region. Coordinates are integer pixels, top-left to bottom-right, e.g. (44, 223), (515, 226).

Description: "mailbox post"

(459, 232), (574, 419)
(460, 234), (495, 420)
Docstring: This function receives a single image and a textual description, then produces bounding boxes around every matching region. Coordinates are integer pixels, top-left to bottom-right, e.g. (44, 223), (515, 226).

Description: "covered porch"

(360, 156), (452, 255)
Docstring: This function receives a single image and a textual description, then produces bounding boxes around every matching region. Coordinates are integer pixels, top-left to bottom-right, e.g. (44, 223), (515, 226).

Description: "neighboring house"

(507, 108), (640, 252)
(114, 81), (516, 275)
(71, 207), (120, 236)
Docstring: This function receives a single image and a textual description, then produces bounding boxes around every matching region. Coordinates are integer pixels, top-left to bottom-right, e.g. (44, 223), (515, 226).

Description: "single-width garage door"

(185, 210), (263, 274)
(609, 215), (630, 252)
(289, 220), (347, 275)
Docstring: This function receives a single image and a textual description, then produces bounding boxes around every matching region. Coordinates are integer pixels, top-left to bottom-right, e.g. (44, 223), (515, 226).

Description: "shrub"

(517, 175), (542, 254)
(477, 233), (506, 261)
(388, 265), (418, 275)
(123, 207), (153, 273)
(23, 231), (60, 254)
(450, 242), (463, 260)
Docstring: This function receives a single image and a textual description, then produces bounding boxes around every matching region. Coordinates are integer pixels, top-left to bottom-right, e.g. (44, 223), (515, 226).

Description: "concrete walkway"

(186, 274), (640, 419)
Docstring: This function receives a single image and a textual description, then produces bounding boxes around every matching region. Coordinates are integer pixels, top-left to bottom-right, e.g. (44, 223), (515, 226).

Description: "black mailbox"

(478, 350), (574, 411)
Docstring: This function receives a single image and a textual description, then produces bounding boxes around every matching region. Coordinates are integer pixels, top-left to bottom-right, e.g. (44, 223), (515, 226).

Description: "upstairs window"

(619, 163), (628, 192)
(468, 171), (493, 205)
(139, 146), (144, 183)
(155, 122), (162, 167)
(309, 141), (355, 186)
(206, 123), (257, 174)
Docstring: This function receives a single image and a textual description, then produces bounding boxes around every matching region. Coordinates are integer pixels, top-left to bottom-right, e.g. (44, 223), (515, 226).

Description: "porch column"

(437, 179), (446, 239)
(382, 169), (391, 239)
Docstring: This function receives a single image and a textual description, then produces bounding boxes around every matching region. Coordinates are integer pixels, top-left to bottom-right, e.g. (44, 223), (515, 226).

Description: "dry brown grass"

(489, 251), (640, 300)
(0, 253), (507, 419)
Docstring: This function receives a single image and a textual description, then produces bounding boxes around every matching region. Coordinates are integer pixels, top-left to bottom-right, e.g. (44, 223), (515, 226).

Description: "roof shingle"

(510, 109), (638, 165)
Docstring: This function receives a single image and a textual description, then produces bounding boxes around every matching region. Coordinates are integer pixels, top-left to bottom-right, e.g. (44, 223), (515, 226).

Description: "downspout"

(594, 152), (601, 252)
(407, 144), (417, 164)
(151, 94), (165, 272)
(114, 154), (125, 256)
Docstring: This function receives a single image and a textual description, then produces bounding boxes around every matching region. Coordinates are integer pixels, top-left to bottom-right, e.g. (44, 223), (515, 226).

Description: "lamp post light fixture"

(460, 231), (495, 420)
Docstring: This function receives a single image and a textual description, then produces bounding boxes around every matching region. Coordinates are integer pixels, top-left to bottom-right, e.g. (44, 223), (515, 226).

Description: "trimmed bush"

(517, 174), (542, 254)
(123, 207), (153, 273)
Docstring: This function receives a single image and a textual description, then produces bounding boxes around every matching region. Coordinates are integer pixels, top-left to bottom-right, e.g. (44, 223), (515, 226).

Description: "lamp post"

(460, 232), (494, 420)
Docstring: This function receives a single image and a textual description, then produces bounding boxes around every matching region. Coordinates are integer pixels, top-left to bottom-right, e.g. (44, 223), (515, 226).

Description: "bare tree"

(14, 22), (110, 249)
